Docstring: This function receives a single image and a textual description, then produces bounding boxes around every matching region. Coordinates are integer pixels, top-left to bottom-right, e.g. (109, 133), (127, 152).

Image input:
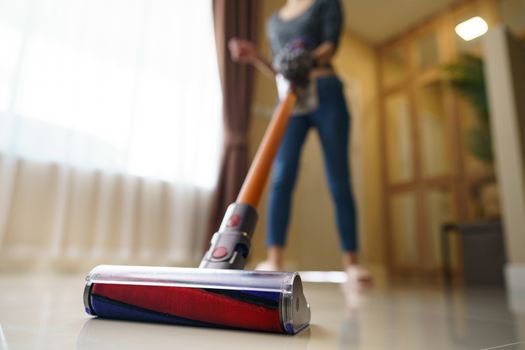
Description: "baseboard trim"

(505, 263), (525, 313)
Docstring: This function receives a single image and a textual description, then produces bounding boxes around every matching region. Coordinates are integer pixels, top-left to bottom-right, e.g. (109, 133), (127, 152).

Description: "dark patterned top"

(266, 0), (343, 65)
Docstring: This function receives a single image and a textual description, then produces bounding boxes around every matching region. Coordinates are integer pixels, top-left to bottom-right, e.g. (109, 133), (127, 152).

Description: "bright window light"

(0, 0), (222, 189)
(455, 16), (489, 41)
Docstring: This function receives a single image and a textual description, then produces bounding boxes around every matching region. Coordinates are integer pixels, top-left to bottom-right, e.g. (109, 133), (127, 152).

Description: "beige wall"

(247, 0), (384, 270)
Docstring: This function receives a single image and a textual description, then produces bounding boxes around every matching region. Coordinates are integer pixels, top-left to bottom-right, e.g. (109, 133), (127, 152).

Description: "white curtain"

(0, 0), (222, 268)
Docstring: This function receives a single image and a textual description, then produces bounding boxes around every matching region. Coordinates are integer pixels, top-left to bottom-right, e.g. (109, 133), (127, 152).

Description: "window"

(0, 0), (222, 188)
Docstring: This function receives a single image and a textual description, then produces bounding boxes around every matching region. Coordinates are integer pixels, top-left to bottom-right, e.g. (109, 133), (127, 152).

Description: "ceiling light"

(455, 16), (488, 41)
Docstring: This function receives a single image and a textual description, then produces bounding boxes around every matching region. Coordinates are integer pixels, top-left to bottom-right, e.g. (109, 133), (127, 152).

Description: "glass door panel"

(417, 81), (452, 178)
(390, 192), (418, 266)
(382, 47), (407, 88)
(386, 93), (413, 184)
(416, 32), (440, 71)
(425, 187), (455, 267)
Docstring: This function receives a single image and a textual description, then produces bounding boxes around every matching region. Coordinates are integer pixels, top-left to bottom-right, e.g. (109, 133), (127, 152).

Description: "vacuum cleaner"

(83, 40), (314, 334)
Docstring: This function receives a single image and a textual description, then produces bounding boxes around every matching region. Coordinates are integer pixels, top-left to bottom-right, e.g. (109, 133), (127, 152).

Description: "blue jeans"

(266, 76), (358, 252)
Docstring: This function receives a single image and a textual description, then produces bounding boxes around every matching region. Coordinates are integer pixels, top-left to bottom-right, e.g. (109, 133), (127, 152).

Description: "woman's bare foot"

(255, 246), (284, 271)
(343, 252), (373, 286)
(346, 265), (373, 285)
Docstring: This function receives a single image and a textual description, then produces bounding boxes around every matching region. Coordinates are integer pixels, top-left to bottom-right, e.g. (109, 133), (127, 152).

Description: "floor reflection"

(444, 287), (522, 349)
(76, 318), (311, 350)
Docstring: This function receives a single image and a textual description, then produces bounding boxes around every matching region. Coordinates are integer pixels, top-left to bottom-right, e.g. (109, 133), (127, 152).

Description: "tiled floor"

(0, 272), (524, 349)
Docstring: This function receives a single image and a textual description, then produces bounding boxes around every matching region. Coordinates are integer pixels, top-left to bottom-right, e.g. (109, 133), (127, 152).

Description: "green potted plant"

(444, 54), (493, 163)
(443, 54), (500, 219)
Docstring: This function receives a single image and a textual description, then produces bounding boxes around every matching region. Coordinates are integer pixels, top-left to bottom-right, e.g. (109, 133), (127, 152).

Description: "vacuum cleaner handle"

(200, 90), (297, 269)
(236, 90), (297, 207)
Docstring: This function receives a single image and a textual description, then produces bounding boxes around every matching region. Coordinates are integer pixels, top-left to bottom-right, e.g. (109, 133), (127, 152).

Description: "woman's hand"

(229, 38), (276, 77)
(228, 38), (258, 64)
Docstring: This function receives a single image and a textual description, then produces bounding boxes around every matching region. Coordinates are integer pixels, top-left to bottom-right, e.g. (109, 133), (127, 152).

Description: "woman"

(229, 0), (369, 281)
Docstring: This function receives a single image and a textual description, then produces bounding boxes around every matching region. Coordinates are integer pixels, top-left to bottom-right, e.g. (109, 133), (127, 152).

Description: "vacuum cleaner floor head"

(84, 265), (310, 334)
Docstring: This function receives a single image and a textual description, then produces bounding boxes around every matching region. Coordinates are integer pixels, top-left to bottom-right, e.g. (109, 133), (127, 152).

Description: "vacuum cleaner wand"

(199, 91), (297, 269)
(200, 37), (312, 270)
